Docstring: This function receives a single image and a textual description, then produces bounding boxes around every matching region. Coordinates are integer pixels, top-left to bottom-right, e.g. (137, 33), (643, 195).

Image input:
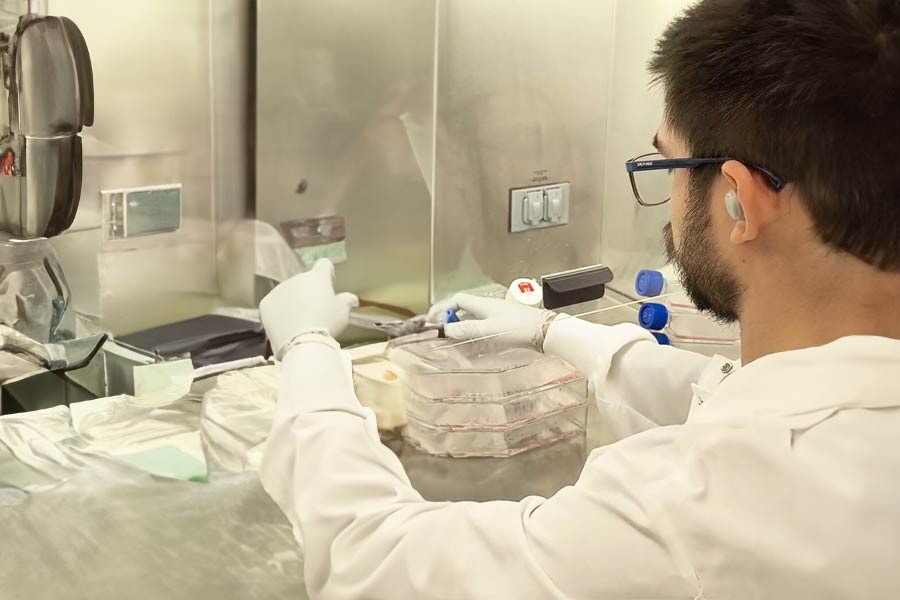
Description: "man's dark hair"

(650, 0), (900, 270)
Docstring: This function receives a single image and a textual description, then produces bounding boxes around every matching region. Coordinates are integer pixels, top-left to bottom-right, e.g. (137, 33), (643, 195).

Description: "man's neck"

(739, 266), (900, 364)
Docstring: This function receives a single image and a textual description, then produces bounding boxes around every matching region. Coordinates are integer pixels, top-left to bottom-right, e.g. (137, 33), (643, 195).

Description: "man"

(258, 1), (900, 597)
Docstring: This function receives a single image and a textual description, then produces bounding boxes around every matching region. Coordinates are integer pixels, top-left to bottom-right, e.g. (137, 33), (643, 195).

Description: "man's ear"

(721, 160), (780, 244)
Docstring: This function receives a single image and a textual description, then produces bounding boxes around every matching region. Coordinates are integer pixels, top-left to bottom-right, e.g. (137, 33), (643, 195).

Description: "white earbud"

(724, 190), (745, 221)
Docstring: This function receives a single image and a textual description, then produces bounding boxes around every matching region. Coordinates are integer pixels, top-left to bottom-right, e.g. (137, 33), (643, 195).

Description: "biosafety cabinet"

(0, 3), (698, 596)
(7, 0), (691, 340)
(0, 0), (695, 408)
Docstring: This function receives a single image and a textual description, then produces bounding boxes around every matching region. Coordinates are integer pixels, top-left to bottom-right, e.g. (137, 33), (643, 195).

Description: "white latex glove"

(426, 293), (556, 350)
(259, 259), (359, 359)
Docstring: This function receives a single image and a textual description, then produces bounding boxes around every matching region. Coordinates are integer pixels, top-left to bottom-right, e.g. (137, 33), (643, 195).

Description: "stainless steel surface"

(14, 17), (92, 136)
(256, 0), (435, 315)
(0, 238), (74, 342)
(431, 0), (616, 301)
(0, 369), (615, 598)
(26, 0), (46, 14)
(63, 339), (155, 399)
(9, 0), (687, 338)
(509, 182), (571, 233)
(211, 0), (254, 308)
(256, 1), (684, 314)
(0, 4), (24, 29)
(0, 368), (94, 413)
(0, 13), (93, 239)
(0, 390), (308, 598)
(600, 0), (694, 297)
(45, 0), (252, 335)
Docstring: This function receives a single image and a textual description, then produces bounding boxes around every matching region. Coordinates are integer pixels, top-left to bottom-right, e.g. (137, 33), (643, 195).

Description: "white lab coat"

(259, 318), (900, 599)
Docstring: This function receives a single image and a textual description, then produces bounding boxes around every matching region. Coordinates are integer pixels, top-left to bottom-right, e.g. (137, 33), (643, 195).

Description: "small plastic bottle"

(639, 302), (740, 343)
(634, 266), (695, 309)
(635, 266), (741, 359)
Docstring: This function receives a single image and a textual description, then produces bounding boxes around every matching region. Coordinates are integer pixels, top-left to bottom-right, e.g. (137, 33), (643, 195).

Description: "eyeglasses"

(624, 152), (786, 207)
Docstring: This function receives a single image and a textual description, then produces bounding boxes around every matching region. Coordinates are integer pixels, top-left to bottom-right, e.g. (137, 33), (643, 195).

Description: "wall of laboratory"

(47, 0), (253, 335)
(600, 0), (696, 298)
(256, 0), (436, 315)
(430, 0), (616, 302)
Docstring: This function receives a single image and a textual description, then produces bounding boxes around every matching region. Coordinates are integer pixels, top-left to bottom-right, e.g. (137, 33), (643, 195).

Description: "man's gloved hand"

(259, 259), (359, 359)
(426, 294), (556, 350)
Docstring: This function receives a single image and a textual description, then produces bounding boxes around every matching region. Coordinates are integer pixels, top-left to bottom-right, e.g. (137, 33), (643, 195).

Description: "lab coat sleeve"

(543, 318), (712, 434)
(259, 342), (702, 600)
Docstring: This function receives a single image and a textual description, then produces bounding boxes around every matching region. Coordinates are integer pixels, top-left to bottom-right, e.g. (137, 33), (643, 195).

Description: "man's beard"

(663, 195), (742, 323)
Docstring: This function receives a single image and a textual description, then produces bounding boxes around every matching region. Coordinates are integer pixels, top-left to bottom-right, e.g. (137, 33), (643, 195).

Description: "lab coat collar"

(688, 336), (900, 424)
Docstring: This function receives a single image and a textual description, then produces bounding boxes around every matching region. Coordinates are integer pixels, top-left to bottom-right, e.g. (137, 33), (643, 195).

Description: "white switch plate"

(509, 182), (570, 233)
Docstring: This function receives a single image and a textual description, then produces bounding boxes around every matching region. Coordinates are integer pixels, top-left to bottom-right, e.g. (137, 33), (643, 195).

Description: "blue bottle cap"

(635, 269), (665, 297)
(651, 332), (671, 345)
(639, 302), (670, 330)
(445, 309), (460, 324)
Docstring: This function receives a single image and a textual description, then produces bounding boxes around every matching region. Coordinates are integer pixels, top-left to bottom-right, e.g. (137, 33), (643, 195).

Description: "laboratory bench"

(0, 365), (615, 599)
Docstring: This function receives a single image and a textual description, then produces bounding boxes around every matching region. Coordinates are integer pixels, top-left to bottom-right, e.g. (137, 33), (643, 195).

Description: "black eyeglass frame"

(625, 152), (786, 207)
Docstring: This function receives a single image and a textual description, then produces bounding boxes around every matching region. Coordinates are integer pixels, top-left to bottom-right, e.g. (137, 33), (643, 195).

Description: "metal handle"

(41, 255), (72, 342)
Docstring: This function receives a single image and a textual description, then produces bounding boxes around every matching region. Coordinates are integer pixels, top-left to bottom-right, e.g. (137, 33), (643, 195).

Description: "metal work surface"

(0, 467), (304, 600)
(0, 385), (307, 600)
(0, 370), (611, 599)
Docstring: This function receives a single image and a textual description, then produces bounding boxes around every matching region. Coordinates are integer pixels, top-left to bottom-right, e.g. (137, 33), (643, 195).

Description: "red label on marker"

(518, 282), (535, 294)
